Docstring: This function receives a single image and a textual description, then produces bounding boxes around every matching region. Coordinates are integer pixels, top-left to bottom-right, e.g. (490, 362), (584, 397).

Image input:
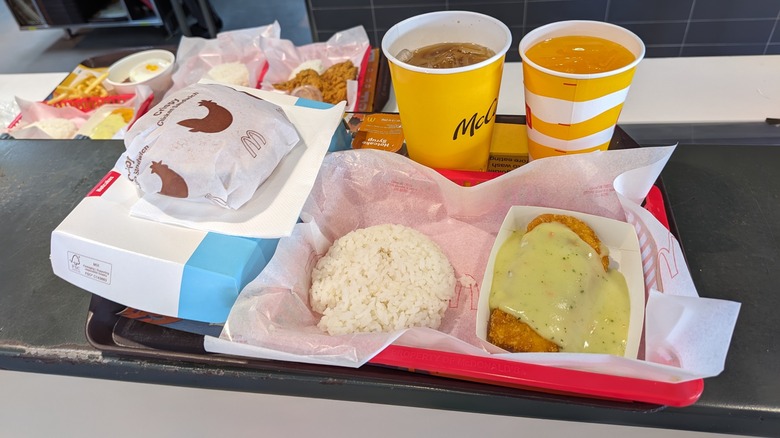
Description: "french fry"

(68, 75), (88, 89)
(46, 92), (70, 105)
(46, 72), (109, 105)
(83, 72), (108, 95)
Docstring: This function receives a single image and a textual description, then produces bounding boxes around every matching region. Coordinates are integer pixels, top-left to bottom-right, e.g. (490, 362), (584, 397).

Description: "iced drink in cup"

(519, 21), (645, 159)
(381, 11), (512, 171)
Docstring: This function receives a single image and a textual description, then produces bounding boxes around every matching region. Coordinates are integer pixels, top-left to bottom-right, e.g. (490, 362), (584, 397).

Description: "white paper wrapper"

(124, 83), (301, 210)
(165, 22), (281, 97)
(125, 80), (346, 237)
(206, 147), (741, 383)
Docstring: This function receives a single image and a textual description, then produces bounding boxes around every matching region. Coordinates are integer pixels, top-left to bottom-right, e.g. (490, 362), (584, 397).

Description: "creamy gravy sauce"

(489, 222), (630, 355)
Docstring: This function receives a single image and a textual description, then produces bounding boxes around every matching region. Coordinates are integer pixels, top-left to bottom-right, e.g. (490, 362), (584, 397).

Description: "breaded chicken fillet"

(487, 214), (609, 353)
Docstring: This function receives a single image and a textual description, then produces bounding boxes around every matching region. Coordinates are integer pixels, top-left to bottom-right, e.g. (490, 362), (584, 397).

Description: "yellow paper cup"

(519, 21), (645, 159)
(382, 11), (511, 171)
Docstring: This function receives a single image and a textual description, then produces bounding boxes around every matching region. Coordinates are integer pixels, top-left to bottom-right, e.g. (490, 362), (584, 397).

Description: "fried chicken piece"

(320, 60), (358, 105)
(272, 69), (323, 93)
(487, 308), (560, 353)
(526, 213), (609, 271)
(322, 60), (358, 83)
(272, 61), (358, 105)
(321, 80), (346, 104)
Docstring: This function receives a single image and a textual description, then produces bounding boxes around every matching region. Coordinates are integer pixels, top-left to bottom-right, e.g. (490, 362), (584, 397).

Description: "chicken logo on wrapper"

(123, 83), (301, 210)
(177, 100), (234, 133)
(150, 161), (188, 198)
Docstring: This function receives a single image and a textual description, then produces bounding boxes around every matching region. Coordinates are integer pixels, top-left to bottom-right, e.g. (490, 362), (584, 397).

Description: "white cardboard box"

(50, 166), (279, 323)
(50, 90), (352, 324)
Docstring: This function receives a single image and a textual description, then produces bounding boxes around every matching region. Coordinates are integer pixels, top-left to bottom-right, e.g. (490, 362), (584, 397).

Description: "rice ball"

(310, 224), (456, 336)
(205, 62), (250, 87)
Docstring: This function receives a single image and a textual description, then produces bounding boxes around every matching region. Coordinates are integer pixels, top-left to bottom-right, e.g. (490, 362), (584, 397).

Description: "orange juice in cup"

(519, 21), (645, 159)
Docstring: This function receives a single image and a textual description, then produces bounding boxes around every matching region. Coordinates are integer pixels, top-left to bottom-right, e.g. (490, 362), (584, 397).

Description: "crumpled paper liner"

(165, 22), (281, 97)
(7, 99), (87, 139)
(205, 147), (741, 383)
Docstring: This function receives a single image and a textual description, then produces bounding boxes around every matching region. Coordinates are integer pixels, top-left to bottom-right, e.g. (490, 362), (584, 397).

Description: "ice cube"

(396, 49), (413, 63)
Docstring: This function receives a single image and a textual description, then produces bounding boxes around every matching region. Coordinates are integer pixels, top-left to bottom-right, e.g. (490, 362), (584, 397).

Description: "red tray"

(370, 346), (703, 407)
(374, 167), (701, 408)
(91, 174), (700, 408)
(83, 124), (701, 408)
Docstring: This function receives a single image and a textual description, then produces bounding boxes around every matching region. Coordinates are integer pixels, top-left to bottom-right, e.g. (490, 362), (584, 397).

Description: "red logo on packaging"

(87, 171), (120, 197)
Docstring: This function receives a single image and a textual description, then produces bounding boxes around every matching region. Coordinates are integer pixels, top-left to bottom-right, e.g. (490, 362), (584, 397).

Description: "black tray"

(86, 292), (667, 412)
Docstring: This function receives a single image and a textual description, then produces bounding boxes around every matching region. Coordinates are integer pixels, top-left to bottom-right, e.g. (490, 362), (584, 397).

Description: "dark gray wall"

(307, 0), (780, 60)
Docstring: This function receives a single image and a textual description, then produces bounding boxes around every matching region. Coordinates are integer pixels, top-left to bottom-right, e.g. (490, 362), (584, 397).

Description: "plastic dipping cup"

(519, 21), (645, 160)
(381, 11), (511, 171)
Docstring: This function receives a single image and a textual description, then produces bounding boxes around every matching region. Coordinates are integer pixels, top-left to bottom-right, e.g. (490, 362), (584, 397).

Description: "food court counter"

(4, 55), (780, 126)
(1, 56), (780, 437)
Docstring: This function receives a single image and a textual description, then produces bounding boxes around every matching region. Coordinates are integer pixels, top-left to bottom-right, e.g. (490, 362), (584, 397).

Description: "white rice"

(205, 62), (250, 87)
(310, 224), (456, 336)
(32, 118), (78, 139)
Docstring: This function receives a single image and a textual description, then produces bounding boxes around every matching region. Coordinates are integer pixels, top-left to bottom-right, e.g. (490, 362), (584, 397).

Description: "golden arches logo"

(241, 130), (267, 158)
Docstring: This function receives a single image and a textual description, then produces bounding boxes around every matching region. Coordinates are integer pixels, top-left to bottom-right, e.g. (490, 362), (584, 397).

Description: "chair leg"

(197, 0), (217, 38)
(170, 0), (191, 37)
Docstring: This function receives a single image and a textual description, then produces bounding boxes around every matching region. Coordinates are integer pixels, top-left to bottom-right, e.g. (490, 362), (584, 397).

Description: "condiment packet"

(206, 147), (741, 383)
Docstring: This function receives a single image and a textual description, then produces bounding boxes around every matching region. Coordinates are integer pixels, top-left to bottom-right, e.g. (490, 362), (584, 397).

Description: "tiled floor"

(0, 0), (312, 74)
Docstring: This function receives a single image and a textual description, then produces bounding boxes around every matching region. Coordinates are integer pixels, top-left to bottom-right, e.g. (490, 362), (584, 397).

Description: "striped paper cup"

(519, 21), (645, 159)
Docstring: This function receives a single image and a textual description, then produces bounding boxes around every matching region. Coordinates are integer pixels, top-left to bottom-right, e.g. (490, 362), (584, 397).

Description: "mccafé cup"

(381, 11), (512, 171)
(519, 21), (645, 159)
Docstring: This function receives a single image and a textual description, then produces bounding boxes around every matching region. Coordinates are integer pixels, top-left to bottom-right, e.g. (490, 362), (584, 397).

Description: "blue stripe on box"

(179, 233), (279, 323)
(294, 98), (351, 152)
(294, 99), (332, 110)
